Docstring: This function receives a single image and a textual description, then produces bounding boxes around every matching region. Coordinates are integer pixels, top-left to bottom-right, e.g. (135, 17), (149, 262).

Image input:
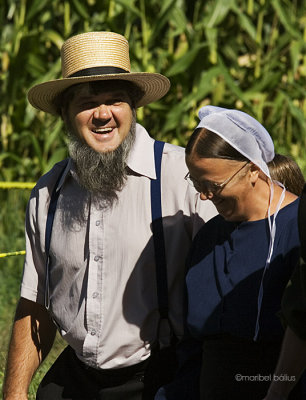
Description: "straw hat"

(27, 31), (170, 115)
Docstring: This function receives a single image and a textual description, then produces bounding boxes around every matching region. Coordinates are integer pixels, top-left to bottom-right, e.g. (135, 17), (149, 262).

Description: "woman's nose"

(200, 191), (213, 201)
(93, 104), (112, 120)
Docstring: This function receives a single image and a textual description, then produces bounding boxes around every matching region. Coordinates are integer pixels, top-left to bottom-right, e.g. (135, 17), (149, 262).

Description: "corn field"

(1, 0), (306, 182)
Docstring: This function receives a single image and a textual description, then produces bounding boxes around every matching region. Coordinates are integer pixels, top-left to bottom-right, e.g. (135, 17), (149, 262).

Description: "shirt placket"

(83, 201), (105, 363)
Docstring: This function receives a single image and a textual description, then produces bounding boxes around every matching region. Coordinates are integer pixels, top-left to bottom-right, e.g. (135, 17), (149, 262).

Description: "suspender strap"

(44, 160), (68, 309)
(45, 148), (171, 327)
(150, 140), (169, 319)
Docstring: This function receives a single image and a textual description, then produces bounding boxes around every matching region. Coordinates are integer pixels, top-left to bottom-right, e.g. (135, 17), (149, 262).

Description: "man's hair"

(56, 80), (145, 115)
(186, 127), (249, 162)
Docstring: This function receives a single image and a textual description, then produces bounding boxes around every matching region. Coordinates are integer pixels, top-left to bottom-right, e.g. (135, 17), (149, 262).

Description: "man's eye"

(108, 99), (122, 105)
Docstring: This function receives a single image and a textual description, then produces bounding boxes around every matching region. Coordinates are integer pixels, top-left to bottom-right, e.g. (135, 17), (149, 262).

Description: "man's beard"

(67, 114), (136, 208)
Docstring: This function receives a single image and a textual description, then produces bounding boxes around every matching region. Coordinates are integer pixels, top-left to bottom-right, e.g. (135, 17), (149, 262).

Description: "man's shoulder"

(163, 141), (185, 157)
(162, 142), (186, 170)
(33, 158), (70, 191)
(160, 142), (189, 184)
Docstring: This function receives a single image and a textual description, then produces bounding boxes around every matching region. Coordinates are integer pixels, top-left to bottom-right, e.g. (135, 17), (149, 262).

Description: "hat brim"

(27, 72), (170, 115)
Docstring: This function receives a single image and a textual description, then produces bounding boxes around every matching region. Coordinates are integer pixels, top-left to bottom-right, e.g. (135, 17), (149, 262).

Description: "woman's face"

(186, 154), (254, 221)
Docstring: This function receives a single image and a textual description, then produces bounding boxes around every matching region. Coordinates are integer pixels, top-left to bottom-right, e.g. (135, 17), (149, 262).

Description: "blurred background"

(1, 0), (305, 396)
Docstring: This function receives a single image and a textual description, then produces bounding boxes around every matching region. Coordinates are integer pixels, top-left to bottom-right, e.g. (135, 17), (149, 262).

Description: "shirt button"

(91, 330), (96, 336)
(92, 292), (98, 298)
(94, 256), (100, 262)
(96, 220), (100, 226)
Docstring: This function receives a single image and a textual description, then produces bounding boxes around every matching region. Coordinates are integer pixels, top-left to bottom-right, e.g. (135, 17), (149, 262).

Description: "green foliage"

(0, 189), (66, 396)
(0, 189), (27, 392)
(1, 0), (305, 181)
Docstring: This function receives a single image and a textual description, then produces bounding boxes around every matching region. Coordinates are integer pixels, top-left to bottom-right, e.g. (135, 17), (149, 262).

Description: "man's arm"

(3, 297), (56, 400)
(263, 326), (306, 400)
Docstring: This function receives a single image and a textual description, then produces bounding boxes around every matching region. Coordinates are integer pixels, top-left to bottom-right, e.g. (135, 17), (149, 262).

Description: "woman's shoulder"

(278, 195), (299, 220)
(187, 214), (236, 266)
(276, 196), (300, 246)
(193, 214), (227, 240)
(281, 189), (299, 208)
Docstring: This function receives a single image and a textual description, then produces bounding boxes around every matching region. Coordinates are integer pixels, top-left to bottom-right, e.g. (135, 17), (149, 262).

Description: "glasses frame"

(185, 161), (249, 195)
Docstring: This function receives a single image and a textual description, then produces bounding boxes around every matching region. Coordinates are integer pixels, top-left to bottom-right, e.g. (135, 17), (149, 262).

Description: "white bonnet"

(196, 105), (275, 178)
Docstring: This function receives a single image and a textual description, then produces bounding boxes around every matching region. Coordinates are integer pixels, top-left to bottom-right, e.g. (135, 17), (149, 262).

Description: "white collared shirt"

(21, 124), (217, 369)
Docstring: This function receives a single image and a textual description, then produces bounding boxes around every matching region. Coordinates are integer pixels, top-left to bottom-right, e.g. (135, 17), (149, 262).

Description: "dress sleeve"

(281, 257), (306, 340)
(281, 186), (306, 340)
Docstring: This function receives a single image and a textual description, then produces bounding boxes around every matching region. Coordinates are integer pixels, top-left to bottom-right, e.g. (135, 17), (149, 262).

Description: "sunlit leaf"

(42, 30), (64, 50)
(206, 0), (232, 28)
(149, 0), (180, 45)
(166, 43), (208, 76)
(230, 3), (256, 40)
(26, 0), (50, 22)
(71, 0), (90, 19)
(116, 0), (142, 17)
(271, 0), (301, 40)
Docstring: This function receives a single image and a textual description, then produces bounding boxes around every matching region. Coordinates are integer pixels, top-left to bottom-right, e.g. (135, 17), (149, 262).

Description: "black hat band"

(68, 66), (128, 78)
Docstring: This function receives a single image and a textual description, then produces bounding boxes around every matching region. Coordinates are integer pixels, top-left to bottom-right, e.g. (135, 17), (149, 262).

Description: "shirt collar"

(56, 158), (74, 191)
(57, 123), (157, 191)
(126, 123), (156, 179)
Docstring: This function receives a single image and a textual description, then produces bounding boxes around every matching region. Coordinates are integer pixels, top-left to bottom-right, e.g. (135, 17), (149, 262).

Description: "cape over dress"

(186, 198), (300, 341)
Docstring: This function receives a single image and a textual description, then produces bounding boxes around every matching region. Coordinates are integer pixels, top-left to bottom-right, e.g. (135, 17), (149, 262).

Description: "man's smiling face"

(65, 81), (133, 154)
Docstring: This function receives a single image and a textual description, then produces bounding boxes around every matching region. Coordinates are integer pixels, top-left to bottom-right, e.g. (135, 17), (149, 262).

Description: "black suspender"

(44, 160), (68, 309)
(45, 142), (174, 342)
(150, 140), (176, 346)
(150, 140), (169, 319)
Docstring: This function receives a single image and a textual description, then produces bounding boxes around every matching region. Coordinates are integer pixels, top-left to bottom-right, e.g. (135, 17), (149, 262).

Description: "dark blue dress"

(186, 198), (300, 341)
(155, 199), (303, 400)
(183, 198), (302, 399)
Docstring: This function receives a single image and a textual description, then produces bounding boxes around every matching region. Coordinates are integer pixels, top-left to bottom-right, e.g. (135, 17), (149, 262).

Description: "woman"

(183, 106), (303, 399)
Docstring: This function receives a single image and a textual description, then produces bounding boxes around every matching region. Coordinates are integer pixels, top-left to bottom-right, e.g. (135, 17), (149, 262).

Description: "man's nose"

(93, 104), (112, 120)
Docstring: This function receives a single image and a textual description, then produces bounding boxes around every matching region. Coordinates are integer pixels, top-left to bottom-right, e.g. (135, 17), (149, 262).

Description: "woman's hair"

(268, 154), (305, 195)
(185, 128), (249, 162)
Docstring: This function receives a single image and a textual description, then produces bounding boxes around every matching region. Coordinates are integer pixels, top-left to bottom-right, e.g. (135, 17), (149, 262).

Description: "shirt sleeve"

(20, 187), (46, 305)
(20, 160), (69, 305)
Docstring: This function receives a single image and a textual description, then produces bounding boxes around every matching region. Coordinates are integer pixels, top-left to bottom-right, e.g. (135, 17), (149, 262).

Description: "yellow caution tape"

(0, 250), (26, 258)
(0, 182), (35, 189)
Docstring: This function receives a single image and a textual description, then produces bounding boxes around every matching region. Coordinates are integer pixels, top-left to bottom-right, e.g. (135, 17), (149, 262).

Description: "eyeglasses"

(185, 161), (249, 195)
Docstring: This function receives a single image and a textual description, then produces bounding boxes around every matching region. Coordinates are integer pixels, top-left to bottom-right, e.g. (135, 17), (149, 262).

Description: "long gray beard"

(67, 117), (136, 208)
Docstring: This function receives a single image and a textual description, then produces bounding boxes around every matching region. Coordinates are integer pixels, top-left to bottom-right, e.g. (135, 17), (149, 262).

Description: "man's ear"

(60, 106), (69, 123)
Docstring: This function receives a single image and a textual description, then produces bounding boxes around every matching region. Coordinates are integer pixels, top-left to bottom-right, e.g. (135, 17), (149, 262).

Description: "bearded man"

(3, 32), (216, 400)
